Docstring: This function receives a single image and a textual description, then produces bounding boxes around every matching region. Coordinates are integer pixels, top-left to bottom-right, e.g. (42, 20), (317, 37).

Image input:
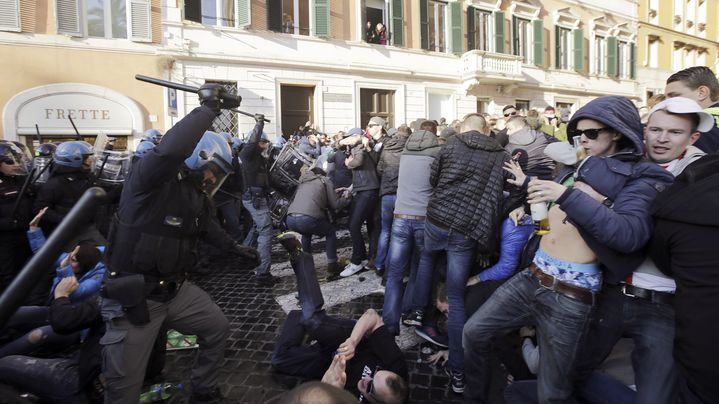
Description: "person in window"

(365, 21), (377, 43)
(283, 13), (294, 34)
(376, 23), (387, 45)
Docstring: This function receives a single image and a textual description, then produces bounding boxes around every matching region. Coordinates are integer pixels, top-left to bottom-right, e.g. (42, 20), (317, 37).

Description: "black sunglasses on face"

(570, 127), (609, 140)
(503, 111), (517, 117)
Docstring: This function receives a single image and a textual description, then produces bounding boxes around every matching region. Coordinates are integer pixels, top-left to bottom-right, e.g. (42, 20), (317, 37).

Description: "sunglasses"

(503, 111), (517, 117)
(361, 366), (384, 403)
(569, 127), (610, 140)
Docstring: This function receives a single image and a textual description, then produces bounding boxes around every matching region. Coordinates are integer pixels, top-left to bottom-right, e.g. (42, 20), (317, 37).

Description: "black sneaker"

(415, 325), (449, 348)
(445, 367), (466, 394)
(402, 310), (424, 327)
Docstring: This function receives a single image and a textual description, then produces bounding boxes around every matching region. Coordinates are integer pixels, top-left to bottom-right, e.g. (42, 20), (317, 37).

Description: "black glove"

(234, 243), (260, 266)
(254, 114), (265, 124)
(198, 84), (241, 116)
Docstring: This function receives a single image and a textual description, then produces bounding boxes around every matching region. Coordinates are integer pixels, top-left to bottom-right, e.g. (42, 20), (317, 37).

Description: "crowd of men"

(0, 65), (717, 404)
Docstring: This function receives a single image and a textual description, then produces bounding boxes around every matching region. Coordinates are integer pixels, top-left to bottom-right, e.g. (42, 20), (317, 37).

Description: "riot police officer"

(100, 83), (259, 403)
(142, 128), (163, 145)
(0, 141), (33, 294)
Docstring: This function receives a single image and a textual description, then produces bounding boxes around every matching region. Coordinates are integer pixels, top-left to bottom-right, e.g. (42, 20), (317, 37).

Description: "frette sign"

(16, 93), (134, 135)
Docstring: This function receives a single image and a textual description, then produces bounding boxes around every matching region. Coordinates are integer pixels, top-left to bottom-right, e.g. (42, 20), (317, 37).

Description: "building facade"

(636, 0), (719, 103)
(1, 0), (643, 145)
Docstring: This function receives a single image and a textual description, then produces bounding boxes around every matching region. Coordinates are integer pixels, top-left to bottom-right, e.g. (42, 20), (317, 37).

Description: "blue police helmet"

(231, 137), (244, 152)
(54, 141), (94, 168)
(134, 140), (155, 158)
(143, 129), (163, 144)
(219, 132), (233, 145)
(185, 131), (233, 174)
(35, 143), (57, 158)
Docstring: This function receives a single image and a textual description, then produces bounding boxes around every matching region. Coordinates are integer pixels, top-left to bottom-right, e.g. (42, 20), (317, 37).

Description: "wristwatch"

(602, 197), (613, 208)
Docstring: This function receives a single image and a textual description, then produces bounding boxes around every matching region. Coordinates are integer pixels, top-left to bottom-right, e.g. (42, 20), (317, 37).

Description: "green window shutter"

(554, 25), (561, 68)
(607, 36), (618, 77)
(420, 0), (429, 50)
(450, 1), (463, 54)
(533, 19), (543, 66)
(314, 0), (330, 37)
(391, 0), (403, 46)
(573, 28), (584, 71)
(236, 0), (250, 27)
(494, 11), (504, 53)
(511, 16), (518, 55)
(467, 7), (475, 50)
(630, 42), (636, 79)
(267, 0), (282, 32)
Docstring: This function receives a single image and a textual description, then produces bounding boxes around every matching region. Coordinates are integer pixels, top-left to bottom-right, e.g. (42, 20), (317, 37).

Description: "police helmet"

(184, 131), (234, 196)
(219, 132), (233, 145)
(54, 141), (95, 168)
(0, 141), (30, 176)
(143, 129), (163, 144)
(134, 140), (155, 158)
(35, 143), (57, 158)
(231, 137), (244, 153)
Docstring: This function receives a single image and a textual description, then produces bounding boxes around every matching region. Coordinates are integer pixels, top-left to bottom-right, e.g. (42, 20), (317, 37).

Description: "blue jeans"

(0, 355), (85, 402)
(216, 200), (243, 241)
(286, 214), (337, 263)
(242, 196), (272, 274)
(381, 218), (424, 335)
(574, 283), (677, 403)
(504, 372), (636, 404)
(374, 194), (397, 270)
(348, 189), (379, 265)
(414, 220), (475, 372)
(463, 269), (593, 403)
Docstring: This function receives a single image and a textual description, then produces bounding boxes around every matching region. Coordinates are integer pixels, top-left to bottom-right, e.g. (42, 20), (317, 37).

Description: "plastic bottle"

(139, 383), (183, 403)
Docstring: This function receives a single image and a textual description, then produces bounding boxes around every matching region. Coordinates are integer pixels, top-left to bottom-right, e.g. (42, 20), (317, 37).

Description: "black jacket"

(346, 143), (380, 193)
(649, 154), (719, 403)
(34, 167), (92, 230)
(239, 122), (269, 191)
(109, 106), (237, 280)
(0, 173), (33, 232)
(330, 151), (353, 189)
(377, 135), (408, 197)
(427, 131), (511, 252)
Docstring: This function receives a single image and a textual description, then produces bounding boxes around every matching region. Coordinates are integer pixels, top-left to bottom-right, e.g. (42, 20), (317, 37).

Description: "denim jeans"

(381, 218), (424, 334)
(374, 194), (397, 271)
(573, 283), (677, 404)
(286, 214), (337, 263)
(348, 189), (379, 265)
(504, 372), (636, 404)
(241, 196), (272, 274)
(413, 220), (475, 372)
(463, 269), (593, 403)
(0, 355), (86, 402)
(216, 200), (243, 241)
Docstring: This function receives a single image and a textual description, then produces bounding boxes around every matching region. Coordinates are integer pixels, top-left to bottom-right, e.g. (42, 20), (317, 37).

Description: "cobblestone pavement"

(160, 230), (471, 404)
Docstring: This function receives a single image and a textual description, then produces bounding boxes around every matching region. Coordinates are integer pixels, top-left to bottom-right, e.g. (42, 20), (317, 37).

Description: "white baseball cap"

(648, 97), (715, 132)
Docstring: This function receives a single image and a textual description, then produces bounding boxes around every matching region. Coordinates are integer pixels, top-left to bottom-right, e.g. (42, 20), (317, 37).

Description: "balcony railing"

(460, 50), (524, 81)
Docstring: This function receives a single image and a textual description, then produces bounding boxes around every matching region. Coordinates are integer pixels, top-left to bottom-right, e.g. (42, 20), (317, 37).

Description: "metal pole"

(69, 116), (82, 140)
(0, 187), (106, 328)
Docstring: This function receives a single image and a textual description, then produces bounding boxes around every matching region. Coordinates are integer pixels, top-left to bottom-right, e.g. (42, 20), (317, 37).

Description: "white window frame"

(472, 7), (493, 52)
(0, 0), (21, 32)
(427, 0), (449, 53)
(355, 0), (390, 43)
(85, 0), (128, 39)
(647, 35), (659, 68)
(553, 8), (580, 71)
(509, 1), (540, 64)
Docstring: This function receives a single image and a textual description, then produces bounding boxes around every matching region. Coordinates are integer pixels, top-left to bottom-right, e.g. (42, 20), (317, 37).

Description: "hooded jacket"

(426, 131), (509, 251)
(693, 101), (719, 153)
(554, 96), (675, 284)
(649, 154), (719, 403)
(394, 130), (441, 217)
(377, 134), (409, 197)
(346, 143), (380, 193)
(286, 170), (345, 219)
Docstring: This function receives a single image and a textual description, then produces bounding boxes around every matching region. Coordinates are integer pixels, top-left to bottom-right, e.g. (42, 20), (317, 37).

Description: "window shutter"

(532, 19), (543, 66)
(267, 0), (282, 32)
(314, 0), (329, 37)
(554, 25), (561, 68)
(420, 0), (428, 50)
(467, 7), (475, 50)
(391, 0), (403, 46)
(511, 16), (518, 55)
(236, 0), (250, 27)
(55, 0), (81, 36)
(450, 1), (463, 54)
(607, 36), (618, 77)
(573, 28), (584, 71)
(129, 0), (151, 42)
(630, 42), (636, 79)
(0, 0), (21, 32)
(494, 11), (504, 53)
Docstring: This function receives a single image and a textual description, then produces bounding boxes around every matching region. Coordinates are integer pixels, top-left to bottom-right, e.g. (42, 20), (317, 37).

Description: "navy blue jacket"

(556, 96), (674, 284)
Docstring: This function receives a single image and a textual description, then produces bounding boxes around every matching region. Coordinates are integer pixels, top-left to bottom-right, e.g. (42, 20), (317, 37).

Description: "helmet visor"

(201, 159), (231, 197)
(0, 148), (30, 176)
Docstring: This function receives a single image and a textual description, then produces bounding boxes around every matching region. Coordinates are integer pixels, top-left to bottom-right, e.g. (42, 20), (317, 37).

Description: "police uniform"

(101, 106), (241, 403)
(0, 173), (33, 293)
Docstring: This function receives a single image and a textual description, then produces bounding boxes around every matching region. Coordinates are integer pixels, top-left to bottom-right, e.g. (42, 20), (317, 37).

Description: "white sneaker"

(340, 261), (366, 277)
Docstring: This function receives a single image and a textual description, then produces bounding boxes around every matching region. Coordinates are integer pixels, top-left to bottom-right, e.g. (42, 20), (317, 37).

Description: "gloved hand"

(234, 243), (260, 266)
(198, 84), (241, 116)
(254, 114), (265, 124)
